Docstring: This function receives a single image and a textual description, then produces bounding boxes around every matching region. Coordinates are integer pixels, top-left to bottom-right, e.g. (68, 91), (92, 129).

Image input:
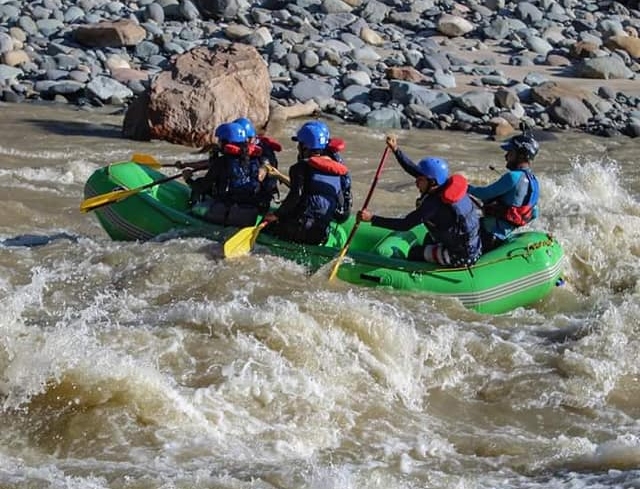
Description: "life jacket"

(256, 136), (281, 176)
(216, 147), (265, 207)
(484, 169), (539, 227)
(326, 138), (345, 163)
(301, 156), (351, 223)
(223, 143), (262, 158)
(257, 135), (282, 152)
(417, 174), (481, 260)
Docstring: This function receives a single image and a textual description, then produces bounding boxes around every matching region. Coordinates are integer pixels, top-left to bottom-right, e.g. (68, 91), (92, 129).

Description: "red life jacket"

(327, 137), (346, 153)
(440, 174), (468, 204)
(308, 155), (349, 175)
(222, 143), (262, 158)
(483, 171), (539, 227)
(257, 135), (282, 152)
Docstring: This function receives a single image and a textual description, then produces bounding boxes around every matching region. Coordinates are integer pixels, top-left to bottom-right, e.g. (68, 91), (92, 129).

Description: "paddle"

(223, 221), (269, 258)
(328, 146), (390, 281)
(263, 163), (290, 187)
(79, 172), (183, 213)
(131, 153), (208, 171)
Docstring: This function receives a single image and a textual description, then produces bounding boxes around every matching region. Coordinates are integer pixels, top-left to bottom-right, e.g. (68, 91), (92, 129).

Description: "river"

(1, 102), (639, 489)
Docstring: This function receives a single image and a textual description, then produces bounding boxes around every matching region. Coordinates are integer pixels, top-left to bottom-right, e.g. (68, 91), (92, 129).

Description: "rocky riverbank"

(0, 0), (639, 138)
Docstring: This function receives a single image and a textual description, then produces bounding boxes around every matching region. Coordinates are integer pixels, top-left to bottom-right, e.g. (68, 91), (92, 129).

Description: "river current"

(1, 102), (639, 489)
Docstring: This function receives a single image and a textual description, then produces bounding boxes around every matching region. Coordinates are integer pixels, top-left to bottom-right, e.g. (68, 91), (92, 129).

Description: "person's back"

(184, 122), (273, 227)
(262, 122), (351, 245)
(414, 174), (481, 264)
(469, 129), (540, 251)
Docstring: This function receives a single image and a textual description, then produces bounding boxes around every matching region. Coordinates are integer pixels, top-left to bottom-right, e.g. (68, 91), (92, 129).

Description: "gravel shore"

(1, 0), (638, 137)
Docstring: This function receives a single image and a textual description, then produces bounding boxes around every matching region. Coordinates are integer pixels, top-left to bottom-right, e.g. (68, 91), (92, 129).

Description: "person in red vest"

(468, 130), (540, 252)
(262, 122), (352, 244)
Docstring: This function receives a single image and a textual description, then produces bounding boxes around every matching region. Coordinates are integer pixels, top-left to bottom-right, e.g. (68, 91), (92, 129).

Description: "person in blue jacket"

(182, 122), (273, 227)
(358, 135), (482, 267)
(468, 131), (540, 251)
(262, 122), (352, 245)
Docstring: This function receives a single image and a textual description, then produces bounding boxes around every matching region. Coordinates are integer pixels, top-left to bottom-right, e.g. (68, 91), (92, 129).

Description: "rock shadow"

(23, 118), (123, 139)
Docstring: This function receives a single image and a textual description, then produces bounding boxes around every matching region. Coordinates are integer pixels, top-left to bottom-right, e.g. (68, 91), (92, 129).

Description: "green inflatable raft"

(83, 162), (564, 314)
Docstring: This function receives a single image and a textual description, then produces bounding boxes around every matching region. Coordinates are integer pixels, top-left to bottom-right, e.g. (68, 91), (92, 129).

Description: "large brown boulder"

(123, 43), (271, 146)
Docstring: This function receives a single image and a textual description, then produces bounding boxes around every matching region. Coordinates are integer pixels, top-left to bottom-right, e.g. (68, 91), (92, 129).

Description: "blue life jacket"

(418, 175), (482, 260)
(301, 156), (350, 224)
(486, 169), (539, 226)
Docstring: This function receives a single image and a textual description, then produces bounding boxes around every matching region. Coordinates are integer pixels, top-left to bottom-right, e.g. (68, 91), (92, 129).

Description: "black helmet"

(500, 134), (539, 160)
(501, 122), (539, 161)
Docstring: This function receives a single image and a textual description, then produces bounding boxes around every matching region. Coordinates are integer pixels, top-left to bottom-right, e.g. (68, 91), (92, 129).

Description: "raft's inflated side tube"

(373, 228), (426, 259)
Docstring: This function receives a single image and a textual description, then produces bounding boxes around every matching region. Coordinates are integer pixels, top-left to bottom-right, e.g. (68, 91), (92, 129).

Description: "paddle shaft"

(131, 153), (209, 171)
(80, 173), (183, 212)
(328, 146), (390, 281)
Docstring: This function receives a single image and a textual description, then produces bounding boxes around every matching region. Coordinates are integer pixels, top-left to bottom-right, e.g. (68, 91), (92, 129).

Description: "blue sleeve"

(393, 149), (422, 179)
(468, 172), (520, 202)
(371, 208), (423, 231)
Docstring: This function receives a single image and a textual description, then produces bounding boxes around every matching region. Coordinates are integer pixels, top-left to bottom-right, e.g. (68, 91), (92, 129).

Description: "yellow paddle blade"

(79, 188), (138, 212)
(130, 153), (162, 167)
(223, 223), (267, 258)
(80, 173), (182, 213)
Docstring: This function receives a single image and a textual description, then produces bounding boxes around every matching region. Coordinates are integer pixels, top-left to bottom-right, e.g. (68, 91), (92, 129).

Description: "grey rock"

(63, 6), (86, 23)
(338, 84), (369, 103)
(321, 0), (352, 14)
(285, 52), (300, 71)
(577, 56), (634, 79)
(300, 49), (319, 68)
(455, 90), (496, 116)
(135, 40), (161, 59)
(523, 72), (549, 86)
(322, 13), (358, 31)
(180, 0), (200, 21)
(314, 61), (340, 77)
(433, 70), (456, 89)
(598, 85), (616, 100)
(347, 102), (371, 119)
(390, 81), (453, 113)
(515, 2), (544, 23)
(342, 70), (371, 87)
(145, 3), (165, 23)
(0, 4), (20, 22)
(366, 107), (402, 128)
(49, 80), (85, 95)
(291, 79), (335, 102)
(359, 0), (389, 23)
(36, 19), (64, 37)
(0, 64), (22, 81)
(86, 75), (133, 101)
(0, 33), (12, 55)
(548, 96), (593, 126)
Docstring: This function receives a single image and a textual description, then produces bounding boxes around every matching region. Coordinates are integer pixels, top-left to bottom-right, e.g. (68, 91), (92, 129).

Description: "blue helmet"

(294, 123), (329, 150)
(417, 157), (449, 185)
(500, 134), (539, 160)
(215, 122), (247, 144)
(303, 120), (330, 140)
(233, 117), (256, 138)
